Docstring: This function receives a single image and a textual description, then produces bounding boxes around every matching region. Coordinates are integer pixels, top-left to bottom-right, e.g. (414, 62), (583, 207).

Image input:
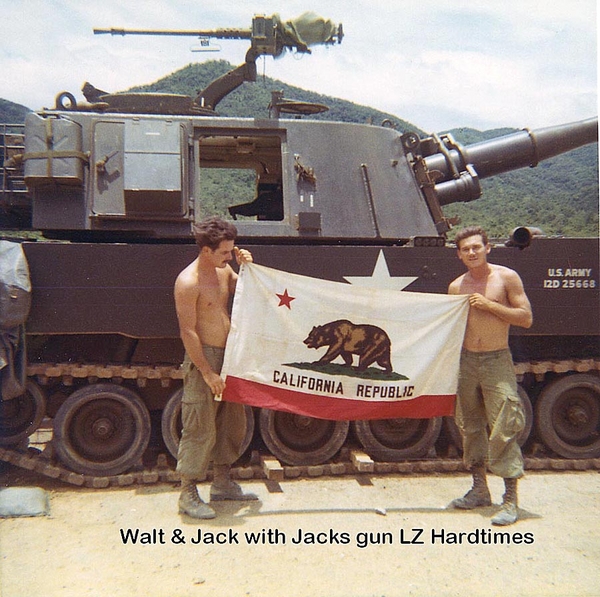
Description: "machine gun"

(94, 13), (343, 112)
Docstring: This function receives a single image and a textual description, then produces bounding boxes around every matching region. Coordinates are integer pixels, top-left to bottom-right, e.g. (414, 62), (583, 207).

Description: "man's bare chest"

(464, 273), (507, 303)
(197, 276), (229, 309)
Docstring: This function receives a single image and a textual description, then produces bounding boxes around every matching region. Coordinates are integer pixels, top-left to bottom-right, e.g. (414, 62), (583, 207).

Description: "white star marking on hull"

(343, 250), (418, 291)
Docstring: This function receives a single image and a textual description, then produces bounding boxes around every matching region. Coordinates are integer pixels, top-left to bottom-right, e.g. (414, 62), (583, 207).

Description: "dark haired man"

(174, 216), (257, 518)
(448, 226), (533, 525)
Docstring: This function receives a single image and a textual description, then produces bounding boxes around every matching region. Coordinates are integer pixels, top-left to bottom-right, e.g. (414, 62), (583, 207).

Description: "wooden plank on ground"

(350, 450), (375, 473)
(261, 455), (284, 481)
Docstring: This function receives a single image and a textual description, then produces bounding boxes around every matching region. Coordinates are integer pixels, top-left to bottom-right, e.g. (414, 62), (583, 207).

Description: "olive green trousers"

(176, 347), (247, 480)
(455, 348), (525, 479)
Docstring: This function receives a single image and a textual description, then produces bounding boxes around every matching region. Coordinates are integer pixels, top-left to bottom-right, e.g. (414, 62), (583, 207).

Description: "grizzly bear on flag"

(303, 319), (393, 373)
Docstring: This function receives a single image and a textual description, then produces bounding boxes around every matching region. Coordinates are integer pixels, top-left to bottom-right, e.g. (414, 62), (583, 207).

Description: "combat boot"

(450, 464), (492, 509)
(178, 477), (216, 519)
(210, 464), (259, 502)
(491, 477), (518, 526)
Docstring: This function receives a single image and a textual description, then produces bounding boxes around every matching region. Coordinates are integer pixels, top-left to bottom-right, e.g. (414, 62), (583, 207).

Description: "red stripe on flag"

(222, 376), (455, 420)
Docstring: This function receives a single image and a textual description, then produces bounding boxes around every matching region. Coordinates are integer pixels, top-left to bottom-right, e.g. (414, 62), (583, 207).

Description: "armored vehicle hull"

(1, 234), (596, 480)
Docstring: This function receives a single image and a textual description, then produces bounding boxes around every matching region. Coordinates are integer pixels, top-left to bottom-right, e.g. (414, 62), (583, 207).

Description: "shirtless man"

(174, 216), (258, 519)
(448, 226), (533, 525)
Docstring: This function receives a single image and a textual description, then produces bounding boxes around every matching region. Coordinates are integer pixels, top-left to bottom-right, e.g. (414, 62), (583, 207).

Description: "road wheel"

(535, 374), (600, 459)
(353, 417), (442, 461)
(0, 380), (46, 446)
(259, 409), (349, 465)
(160, 388), (255, 460)
(53, 383), (151, 476)
(444, 384), (534, 454)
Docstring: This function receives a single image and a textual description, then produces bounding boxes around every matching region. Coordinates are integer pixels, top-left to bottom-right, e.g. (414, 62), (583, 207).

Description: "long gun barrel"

(94, 13), (342, 111)
(94, 13), (342, 56)
(420, 117), (598, 206)
(94, 27), (252, 40)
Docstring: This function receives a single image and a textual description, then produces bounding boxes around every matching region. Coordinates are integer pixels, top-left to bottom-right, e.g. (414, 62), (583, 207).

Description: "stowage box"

(24, 113), (85, 187)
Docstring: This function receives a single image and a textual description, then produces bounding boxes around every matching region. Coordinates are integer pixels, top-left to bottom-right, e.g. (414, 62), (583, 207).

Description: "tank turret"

(3, 14), (595, 241)
(11, 114), (597, 241)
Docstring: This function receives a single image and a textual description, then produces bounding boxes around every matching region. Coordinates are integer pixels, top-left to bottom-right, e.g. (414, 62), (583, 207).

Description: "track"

(0, 358), (598, 488)
(2, 443), (600, 489)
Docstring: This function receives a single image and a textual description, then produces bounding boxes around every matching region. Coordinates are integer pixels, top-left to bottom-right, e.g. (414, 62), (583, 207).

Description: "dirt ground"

(1, 469), (599, 597)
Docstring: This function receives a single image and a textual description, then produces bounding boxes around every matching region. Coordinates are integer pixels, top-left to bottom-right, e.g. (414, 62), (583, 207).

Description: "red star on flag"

(276, 289), (295, 309)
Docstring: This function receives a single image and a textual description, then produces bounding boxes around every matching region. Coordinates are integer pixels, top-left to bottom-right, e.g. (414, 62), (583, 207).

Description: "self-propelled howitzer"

(0, 15), (598, 483)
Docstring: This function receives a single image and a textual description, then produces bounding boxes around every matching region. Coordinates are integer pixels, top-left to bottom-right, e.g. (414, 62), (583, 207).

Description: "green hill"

(0, 99), (31, 123)
(1, 60), (597, 238)
(128, 60), (419, 130)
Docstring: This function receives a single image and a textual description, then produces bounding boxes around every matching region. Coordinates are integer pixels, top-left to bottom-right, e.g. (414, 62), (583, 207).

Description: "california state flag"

(222, 263), (469, 420)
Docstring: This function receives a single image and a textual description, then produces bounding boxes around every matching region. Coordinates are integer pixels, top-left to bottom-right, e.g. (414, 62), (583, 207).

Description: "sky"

(0, 0), (596, 133)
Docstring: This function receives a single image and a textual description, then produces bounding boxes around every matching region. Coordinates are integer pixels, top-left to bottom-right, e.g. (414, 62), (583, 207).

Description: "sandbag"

(0, 487), (50, 518)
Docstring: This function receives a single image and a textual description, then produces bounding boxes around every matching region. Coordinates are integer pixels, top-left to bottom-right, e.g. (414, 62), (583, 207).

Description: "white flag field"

(221, 263), (469, 421)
